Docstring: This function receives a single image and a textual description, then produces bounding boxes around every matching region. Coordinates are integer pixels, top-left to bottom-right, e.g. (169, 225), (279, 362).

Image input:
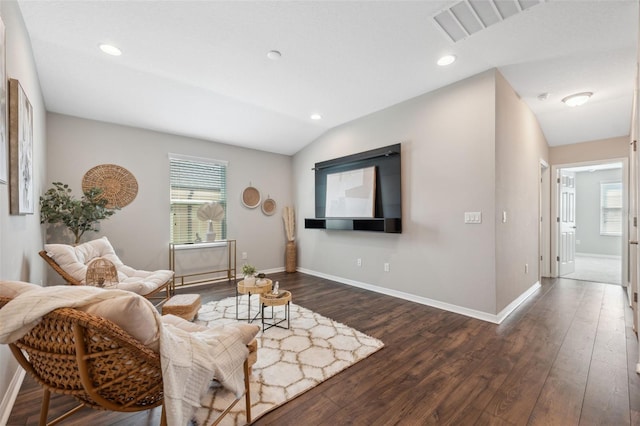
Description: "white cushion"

(79, 291), (161, 351)
(44, 237), (173, 296)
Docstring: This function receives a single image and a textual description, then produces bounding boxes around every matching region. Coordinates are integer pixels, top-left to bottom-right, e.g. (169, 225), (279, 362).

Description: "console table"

(169, 240), (236, 290)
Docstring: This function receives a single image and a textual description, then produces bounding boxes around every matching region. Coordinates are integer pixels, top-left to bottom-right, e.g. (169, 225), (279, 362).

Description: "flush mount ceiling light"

(99, 43), (122, 56)
(437, 54), (456, 66)
(267, 50), (282, 60)
(310, 113), (322, 120)
(562, 92), (593, 107)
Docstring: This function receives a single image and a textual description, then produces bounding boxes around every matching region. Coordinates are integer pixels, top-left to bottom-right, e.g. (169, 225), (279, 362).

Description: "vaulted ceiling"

(17, 0), (638, 155)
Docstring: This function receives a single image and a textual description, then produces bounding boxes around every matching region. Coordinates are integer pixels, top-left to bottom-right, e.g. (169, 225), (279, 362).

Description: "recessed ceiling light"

(99, 43), (122, 56)
(267, 50), (282, 60)
(437, 54), (456, 66)
(562, 92), (593, 107)
(310, 114), (322, 120)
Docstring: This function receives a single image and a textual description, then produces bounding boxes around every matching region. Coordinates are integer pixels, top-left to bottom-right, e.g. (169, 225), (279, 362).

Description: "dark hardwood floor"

(7, 273), (640, 425)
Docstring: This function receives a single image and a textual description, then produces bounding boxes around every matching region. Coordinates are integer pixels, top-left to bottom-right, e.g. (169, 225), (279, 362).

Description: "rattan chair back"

(0, 296), (165, 425)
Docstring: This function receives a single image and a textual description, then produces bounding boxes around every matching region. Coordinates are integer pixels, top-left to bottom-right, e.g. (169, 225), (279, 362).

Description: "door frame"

(550, 157), (629, 284)
(539, 159), (550, 279)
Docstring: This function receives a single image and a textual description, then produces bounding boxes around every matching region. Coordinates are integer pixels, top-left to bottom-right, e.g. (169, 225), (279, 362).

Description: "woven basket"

(82, 164), (138, 208)
(86, 257), (118, 288)
(285, 241), (296, 273)
(242, 186), (261, 208)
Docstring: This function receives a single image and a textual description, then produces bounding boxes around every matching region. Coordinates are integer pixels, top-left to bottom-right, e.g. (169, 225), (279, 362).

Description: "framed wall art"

(0, 17), (7, 184)
(325, 166), (376, 218)
(9, 78), (34, 215)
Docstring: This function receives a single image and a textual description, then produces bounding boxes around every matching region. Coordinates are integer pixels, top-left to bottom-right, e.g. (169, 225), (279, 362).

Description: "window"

(169, 154), (227, 244)
(600, 181), (622, 236)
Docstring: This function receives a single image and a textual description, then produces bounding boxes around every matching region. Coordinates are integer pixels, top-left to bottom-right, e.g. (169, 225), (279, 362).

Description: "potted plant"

(40, 182), (117, 244)
(242, 263), (257, 286)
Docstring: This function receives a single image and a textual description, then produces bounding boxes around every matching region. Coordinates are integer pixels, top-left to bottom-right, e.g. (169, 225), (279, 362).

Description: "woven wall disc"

(242, 186), (260, 208)
(82, 164), (138, 208)
(261, 198), (276, 216)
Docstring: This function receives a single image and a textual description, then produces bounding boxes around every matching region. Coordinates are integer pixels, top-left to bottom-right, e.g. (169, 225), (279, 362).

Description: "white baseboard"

(495, 281), (541, 323)
(0, 367), (25, 426)
(297, 268), (540, 324)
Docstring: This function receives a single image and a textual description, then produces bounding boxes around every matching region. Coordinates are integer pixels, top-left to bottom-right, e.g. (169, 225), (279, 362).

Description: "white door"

(631, 74), (639, 332)
(630, 138), (637, 330)
(559, 170), (577, 276)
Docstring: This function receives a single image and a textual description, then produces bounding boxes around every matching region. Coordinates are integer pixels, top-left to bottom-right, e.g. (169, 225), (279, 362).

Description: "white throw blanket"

(0, 286), (256, 425)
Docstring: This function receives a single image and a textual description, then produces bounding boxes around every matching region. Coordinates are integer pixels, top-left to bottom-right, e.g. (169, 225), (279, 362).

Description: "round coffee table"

(260, 290), (291, 331)
(236, 279), (272, 322)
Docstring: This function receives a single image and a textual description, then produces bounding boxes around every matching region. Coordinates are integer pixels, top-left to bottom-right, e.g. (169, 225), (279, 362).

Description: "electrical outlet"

(384, 263), (390, 272)
(357, 258), (362, 267)
(242, 252), (248, 260)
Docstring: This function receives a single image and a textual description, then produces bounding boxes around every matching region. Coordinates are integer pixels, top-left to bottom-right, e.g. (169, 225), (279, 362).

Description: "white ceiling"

(16, 0), (639, 155)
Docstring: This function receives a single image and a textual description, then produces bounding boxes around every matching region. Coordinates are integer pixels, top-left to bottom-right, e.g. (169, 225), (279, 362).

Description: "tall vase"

(285, 241), (296, 273)
(206, 220), (216, 242)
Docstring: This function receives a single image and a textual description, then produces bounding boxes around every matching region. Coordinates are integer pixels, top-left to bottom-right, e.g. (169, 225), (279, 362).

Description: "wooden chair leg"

(160, 404), (167, 426)
(244, 359), (251, 424)
(39, 388), (51, 426)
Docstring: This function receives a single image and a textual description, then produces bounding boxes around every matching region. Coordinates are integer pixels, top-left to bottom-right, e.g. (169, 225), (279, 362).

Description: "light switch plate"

(464, 212), (482, 224)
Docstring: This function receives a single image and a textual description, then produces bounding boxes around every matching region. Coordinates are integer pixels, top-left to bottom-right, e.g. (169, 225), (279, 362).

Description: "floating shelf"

(305, 218), (401, 233)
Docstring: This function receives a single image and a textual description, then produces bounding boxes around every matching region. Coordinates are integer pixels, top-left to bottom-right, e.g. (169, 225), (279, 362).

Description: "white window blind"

(600, 181), (622, 236)
(169, 155), (227, 244)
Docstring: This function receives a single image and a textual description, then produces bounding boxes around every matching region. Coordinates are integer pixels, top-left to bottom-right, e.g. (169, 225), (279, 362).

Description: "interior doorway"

(552, 160), (627, 285)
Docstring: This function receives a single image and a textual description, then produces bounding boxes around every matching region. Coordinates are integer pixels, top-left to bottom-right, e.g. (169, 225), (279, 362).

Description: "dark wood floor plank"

(6, 273), (640, 425)
(580, 284), (631, 426)
(528, 283), (604, 425)
(480, 280), (588, 424)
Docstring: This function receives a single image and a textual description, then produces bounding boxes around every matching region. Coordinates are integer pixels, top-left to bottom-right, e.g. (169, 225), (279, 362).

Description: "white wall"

(575, 168), (623, 256)
(494, 71), (550, 311)
(0, 0), (47, 417)
(293, 69), (550, 317)
(46, 113), (293, 278)
(293, 70), (499, 314)
(550, 136), (628, 164)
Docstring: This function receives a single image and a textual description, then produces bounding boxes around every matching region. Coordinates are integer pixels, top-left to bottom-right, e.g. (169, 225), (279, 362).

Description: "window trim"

(168, 152), (228, 167)
(169, 153), (228, 244)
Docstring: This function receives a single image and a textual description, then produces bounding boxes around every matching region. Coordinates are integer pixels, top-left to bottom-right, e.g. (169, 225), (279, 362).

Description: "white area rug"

(190, 295), (384, 425)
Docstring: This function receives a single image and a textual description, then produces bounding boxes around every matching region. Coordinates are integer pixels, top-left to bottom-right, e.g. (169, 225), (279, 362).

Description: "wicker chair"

(0, 296), (252, 426)
(39, 249), (172, 307)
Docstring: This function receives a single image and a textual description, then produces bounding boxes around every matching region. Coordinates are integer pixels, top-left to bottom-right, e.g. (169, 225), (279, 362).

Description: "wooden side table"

(236, 279), (272, 322)
(260, 290), (291, 331)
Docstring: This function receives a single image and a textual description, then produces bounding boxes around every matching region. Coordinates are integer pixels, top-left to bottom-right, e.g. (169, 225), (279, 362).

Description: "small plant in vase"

(242, 264), (257, 286)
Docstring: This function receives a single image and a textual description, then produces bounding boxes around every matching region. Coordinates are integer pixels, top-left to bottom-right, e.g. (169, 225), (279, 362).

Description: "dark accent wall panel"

(306, 143), (402, 233)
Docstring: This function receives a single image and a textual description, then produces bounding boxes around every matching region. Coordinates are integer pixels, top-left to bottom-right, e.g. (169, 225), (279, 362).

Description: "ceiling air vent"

(433, 0), (544, 43)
